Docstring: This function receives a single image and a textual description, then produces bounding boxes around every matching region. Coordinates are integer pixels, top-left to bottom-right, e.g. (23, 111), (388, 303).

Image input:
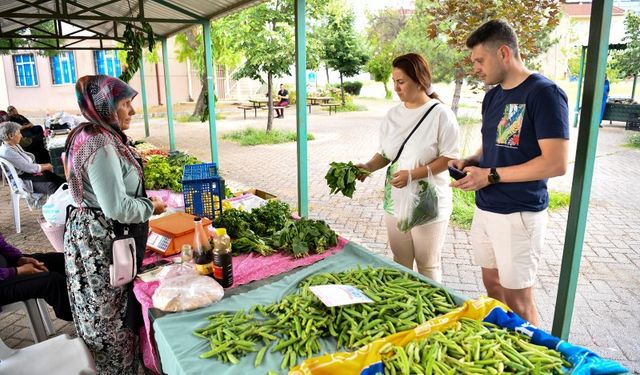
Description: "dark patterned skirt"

(64, 208), (138, 375)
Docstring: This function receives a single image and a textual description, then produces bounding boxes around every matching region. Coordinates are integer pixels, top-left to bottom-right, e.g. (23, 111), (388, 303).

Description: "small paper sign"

(309, 284), (374, 307)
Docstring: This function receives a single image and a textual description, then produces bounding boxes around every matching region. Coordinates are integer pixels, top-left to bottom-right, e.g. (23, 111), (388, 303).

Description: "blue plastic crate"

(182, 163), (224, 220)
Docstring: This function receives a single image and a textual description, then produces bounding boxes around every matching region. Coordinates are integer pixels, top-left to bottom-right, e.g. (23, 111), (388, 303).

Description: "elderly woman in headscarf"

(0, 121), (65, 195)
(63, 75), (166, 374)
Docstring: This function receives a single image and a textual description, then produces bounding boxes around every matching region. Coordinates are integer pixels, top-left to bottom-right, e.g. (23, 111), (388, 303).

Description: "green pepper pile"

(194, 266), (457, 370)
(382, 318), (571, 375)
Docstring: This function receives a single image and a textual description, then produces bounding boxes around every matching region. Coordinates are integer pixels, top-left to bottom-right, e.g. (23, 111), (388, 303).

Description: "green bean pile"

(194, 266), (458, 370)
(381, 318), (571, 375)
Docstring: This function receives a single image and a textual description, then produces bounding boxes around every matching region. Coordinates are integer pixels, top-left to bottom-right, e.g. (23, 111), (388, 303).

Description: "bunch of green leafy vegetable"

(325, 161), (370, 198)
(249, 200), (291, 237)
(230, 231), (275, 256)
(396, 180), (439, 232)
(143, 152), (200, 192)
(212, 209), (253, 238)
(268, 218), (338, 258)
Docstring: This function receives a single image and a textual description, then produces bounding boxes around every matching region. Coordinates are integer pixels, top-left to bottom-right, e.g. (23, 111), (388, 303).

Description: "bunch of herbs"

(325, 161), (369, 198)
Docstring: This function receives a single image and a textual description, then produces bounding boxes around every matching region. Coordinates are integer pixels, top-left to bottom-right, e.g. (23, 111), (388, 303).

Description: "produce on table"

(382, 318), (571, 375)
(194, 266), (457, 370)
(143, 151), (200, 192)
(213, 201), (338, 257)
(267, 218), (337, 258)
(325, 161), (370, 198)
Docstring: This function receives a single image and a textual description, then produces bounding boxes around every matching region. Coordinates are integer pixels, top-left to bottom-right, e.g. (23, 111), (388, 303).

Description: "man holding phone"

(449, 20), (569, 325)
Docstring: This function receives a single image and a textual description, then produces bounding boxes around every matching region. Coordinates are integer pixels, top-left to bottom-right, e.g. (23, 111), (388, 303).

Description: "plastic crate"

(181, 163), (224, 220)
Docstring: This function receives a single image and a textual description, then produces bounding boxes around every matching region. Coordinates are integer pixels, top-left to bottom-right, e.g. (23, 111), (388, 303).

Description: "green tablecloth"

(153, 241), (467, 375)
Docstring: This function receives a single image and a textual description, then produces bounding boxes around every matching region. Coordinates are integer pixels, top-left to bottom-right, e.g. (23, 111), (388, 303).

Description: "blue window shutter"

(52, 55), (62, 84)
(96, 51), (104, 75)
(115, 53), (122, 77)
(62, 58), (69, 84)
(69, 52), (76, 82)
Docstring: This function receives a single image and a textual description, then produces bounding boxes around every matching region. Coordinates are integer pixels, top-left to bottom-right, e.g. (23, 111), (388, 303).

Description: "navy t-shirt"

(476, 73), (569, 214)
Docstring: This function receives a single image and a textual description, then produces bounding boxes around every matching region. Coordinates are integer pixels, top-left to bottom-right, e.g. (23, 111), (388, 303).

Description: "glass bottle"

(192, 217), (213, 276)
(212, 228), (233, 288)
(180, 244), (192, 263)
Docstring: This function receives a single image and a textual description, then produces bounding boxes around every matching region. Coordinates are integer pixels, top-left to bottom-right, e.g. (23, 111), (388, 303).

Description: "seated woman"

(0, 121), (65, 195)
(7, 105), (50, 163)
(0, 232), (72, 321)
(275, 84), (290, 118)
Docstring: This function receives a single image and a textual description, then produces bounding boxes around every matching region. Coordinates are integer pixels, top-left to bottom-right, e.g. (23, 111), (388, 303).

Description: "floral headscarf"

(66, 75), (143, 206)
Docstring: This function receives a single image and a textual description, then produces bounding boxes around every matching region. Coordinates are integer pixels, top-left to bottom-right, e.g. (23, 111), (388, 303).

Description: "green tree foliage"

(0, 21), (60, 56)
(174, 20), (243, 121)
(365, 8), (408, 99)
(319, 1), (369, 106)
(612, 12), (640, 79)
(425, 0), (561, 114)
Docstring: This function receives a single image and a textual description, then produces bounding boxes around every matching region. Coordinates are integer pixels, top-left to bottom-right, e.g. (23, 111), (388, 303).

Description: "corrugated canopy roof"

(0, 0), (264, 50)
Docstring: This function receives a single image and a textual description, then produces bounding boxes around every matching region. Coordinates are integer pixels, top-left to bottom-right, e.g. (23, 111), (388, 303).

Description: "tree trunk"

(325, 64), (330, 85)
(451, 68), (464, 116)
(192, 72), (207, 120)
(266, 72), (273, 132)
(383, 81), (391, 99)
(339, 72), (345, 106)
(155, 63), (162, 105)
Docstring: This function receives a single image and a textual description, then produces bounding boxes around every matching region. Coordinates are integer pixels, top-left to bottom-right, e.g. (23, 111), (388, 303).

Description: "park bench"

(237, 105), (257, 119)
(320, 102), (339, 115)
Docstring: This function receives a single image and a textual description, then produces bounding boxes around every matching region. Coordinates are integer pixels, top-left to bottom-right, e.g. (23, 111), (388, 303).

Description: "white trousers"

(385, 214), (449, 283)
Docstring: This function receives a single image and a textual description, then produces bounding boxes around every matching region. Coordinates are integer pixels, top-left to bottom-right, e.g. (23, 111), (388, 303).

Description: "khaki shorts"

(470, 207), (548, 289)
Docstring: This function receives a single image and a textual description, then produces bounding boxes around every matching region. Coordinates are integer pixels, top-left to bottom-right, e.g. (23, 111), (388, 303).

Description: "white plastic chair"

(0, 156), (42, 233)
(0, 299), (54, 343)
(0, 334), (96, 375)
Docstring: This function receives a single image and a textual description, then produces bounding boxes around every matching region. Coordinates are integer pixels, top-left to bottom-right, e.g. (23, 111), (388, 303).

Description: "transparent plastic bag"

(392, 159), (438, 232)
(152, 268), (224, 312)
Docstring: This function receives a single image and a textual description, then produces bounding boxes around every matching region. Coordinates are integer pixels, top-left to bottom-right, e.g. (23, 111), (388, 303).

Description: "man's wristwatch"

(488, 167), (500, 184)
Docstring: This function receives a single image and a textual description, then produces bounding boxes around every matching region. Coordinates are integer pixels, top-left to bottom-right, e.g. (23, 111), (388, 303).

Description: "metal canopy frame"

(0, 0), (263, 51)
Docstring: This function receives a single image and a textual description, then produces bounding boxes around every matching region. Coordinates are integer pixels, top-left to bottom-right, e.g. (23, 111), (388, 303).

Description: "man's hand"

(450, 166), (491, 191)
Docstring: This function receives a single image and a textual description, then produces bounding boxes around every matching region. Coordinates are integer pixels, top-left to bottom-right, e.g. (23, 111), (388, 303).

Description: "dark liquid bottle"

(192, 217), (213, 276)
(212, 228), (233, 287)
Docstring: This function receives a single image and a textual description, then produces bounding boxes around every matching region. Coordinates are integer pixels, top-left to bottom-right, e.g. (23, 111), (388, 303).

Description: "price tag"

(309, 285), (373, 307)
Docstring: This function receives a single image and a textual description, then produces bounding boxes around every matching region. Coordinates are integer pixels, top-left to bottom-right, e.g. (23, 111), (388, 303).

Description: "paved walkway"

(1, 99), (639, 372)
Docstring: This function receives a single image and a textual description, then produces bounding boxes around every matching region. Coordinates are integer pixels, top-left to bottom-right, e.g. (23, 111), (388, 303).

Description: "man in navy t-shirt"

(450, 20), (569, 325)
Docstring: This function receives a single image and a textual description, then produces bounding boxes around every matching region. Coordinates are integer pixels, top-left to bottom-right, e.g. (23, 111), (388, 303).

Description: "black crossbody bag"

(390, 102), (439, 164)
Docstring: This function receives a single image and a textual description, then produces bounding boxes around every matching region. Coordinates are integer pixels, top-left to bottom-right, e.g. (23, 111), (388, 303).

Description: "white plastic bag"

(152, 267), (224, 312)
(392, 159), (439, 233)
(42, 183), (74, 225)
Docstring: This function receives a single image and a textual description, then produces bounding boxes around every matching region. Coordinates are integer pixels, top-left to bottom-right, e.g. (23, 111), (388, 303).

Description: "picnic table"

(307, 96), (332, 105)
(248, 99), (269, 109)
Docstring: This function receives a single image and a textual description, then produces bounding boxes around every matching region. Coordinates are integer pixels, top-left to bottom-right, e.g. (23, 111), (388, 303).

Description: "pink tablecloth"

(133, 236), (348, 374)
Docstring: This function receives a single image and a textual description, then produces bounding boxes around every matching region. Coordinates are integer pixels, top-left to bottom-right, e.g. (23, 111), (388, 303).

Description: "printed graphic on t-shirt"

(496, 104), (525, 148)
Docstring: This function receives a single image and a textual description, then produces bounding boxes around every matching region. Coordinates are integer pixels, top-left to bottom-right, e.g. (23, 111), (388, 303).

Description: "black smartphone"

(448, 166), (467, 180)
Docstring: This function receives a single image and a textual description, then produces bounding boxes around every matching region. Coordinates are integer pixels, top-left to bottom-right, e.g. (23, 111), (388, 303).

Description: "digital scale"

(147, 212), (212, 257)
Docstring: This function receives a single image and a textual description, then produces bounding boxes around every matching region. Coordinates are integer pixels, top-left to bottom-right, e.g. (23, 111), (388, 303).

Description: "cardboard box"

(242, 188), (278, 201)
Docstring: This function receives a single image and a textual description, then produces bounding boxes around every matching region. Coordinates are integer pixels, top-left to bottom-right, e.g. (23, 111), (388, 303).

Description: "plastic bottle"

(192, 217), (213, 276)
(212, 228), (233, 287)
(180, 243), (192, 263)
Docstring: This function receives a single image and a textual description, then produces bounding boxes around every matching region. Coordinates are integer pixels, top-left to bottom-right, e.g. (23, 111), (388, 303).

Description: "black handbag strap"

(391, 102), (439, 164)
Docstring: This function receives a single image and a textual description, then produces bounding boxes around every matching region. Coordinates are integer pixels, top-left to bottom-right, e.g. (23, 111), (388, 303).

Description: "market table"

(152, 241), (466, 375)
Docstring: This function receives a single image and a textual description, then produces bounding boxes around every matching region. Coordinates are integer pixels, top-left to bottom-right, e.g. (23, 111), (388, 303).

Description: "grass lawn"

(223, 128), (315, 146)
(451, 189), (571, 229)
(625, 133), (640, 149)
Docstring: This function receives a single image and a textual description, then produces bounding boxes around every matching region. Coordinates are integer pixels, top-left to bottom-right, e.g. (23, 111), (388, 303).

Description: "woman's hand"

(391, 170), (411, 188)
(355, 163), (370, 182)
(17, 256), (48, 272)
(39, 163), (53, 172)
(150, 196), (167, 215)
